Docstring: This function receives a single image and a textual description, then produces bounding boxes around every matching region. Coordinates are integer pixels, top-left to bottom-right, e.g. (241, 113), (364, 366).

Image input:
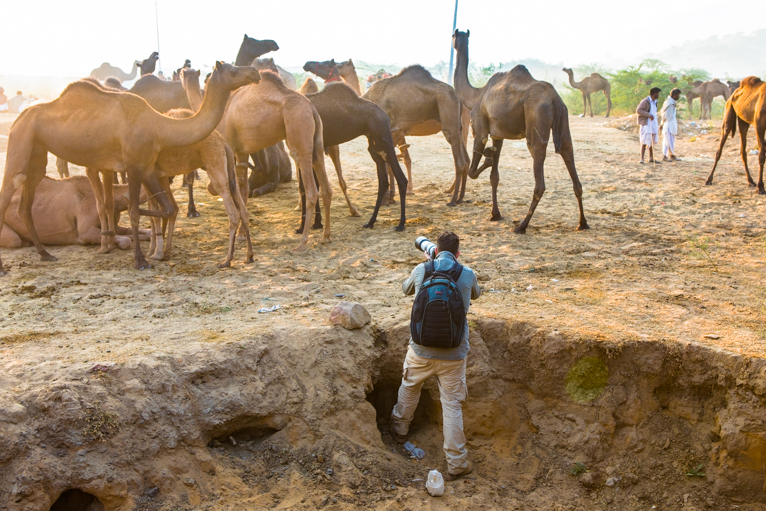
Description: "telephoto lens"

(414, 236), (437, 260)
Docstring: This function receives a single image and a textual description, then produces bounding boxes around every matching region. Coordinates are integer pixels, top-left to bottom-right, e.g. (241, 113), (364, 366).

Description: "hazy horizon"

(2, 0), (765, 84)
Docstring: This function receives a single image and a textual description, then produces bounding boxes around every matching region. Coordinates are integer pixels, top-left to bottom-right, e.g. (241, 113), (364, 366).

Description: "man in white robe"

(661, 88), (681, 161)
(636, 87), (661, 163)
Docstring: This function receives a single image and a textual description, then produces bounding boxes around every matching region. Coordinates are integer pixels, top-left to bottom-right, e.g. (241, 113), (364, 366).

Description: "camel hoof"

(363, 222), (374, 229)
(0, 269), (7, 277)
(513, 227), (527, 234)
(294, 226), (305, 234)
(394, 224), (405, 232)
(407, 187), (414, 194)
(319, 236), (331, 244)
(350, 209), (361, 217)
(187, 210), (201, 218)
(577, 223), (591, 231)
(245, 256), (254, 264)
(293, 244), (308, 252)
(758, 188), (766, 196)
(149, 253), (164, 261)
(446, 202), (457, 207)
(749, 181), (757, 187)
(312, 223), (324, 230)
(96, 246), (112, 254)
(135, 258), (152, 270)
(217, 261), (232, 268)
(489, 215), (503, 222)
(40, 253), (58, 262)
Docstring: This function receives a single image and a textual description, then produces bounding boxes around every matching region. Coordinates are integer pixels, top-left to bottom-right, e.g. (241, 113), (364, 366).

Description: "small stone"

(229, 436), (237, 446)
(326, 468), (333, 476)
(580, 472), (600, 488)
(704, 334), (720, 339)
(328, 301), (371, 330)
(605, 477), (619, 487)
(146, 486), (159, 498)
(210, 439), (222, 448)
(184, 478), (195, 487)
(317, 454), (324, 463)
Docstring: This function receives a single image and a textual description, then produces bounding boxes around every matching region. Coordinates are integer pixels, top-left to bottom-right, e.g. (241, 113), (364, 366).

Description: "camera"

(414, 236), (437, 260)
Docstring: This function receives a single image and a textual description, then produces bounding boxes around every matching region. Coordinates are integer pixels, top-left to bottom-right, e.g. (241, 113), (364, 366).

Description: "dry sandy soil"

(1, 111), (766, 510)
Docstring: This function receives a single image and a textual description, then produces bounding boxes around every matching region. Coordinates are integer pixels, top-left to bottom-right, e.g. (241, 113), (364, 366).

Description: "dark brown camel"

(303, 82), (408, 231)
(138, 52), (160, 76)
(235, 35), (279, 66)
(706, 76), (766, 193)
(453, 29), (588, 233)
(0, 62), (261, 274)
(363, 65), (470, 205)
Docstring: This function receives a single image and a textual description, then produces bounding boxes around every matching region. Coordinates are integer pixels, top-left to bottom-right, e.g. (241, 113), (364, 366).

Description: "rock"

(329, 302), (371, 330)
(184, 478), (195, 487)
(605, 477), (620, 487)
(146, 486), (159, 498)
(580, 472), (601, 488)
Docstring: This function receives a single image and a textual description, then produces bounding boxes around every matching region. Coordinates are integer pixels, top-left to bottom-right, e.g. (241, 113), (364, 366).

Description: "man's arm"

(636, 99), (652, 119)
(471, 272), (481, 300)
(402, 264), (424, 296)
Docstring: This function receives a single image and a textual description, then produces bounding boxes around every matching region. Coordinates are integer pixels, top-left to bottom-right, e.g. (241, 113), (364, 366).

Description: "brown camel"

(687, 79), (731, 120)
(706, 77), (766, 193)
(363, 65), (470, 203)
(138, 52), (160, 76)
(235, 35), (279, 66)
(252, 58), (296, 89)
(727, 80), (741, 95)
(217, 71), (332, 251)
(562, 68), (612, 117)
(453, 29), (588, 233)
(90, 61), (139, 83)
(1, 176), (149, 250)
(300, 78), (319, 95)
(0, 62), (261, 275)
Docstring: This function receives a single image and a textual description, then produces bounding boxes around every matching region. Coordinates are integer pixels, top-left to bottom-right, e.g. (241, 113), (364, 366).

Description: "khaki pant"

(390, 346), (468, 473)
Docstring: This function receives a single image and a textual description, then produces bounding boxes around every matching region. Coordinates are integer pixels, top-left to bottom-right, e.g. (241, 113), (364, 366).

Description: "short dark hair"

(670, 88), (682, 97)
(436, 231), (459, 255)
(650, 87), (661, 95)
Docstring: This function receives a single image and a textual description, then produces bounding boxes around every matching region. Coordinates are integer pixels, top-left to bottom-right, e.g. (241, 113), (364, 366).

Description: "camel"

(337, 60), (362, 95)
(304, 82), (408, 231)
(300, 78), (319, 95)
(172, 59), (191, 81)
(453, 29), (588, 233)
(0, 62), (261, 275)
(303, 59), (362, 95)
(90, 61), (139, 83)
(727, 80), (741, 94)
(252, 58), (296, 89)
(217, 71), (332, 251)
(138, 52), (160, 76)
(1, 176), (150, 249)
(706, 77), (766, 193)
(235, 35), (279, 66)
(687, 79), (731, 120)
(363, 65), (470, 203)
(562, 68), (612, 117)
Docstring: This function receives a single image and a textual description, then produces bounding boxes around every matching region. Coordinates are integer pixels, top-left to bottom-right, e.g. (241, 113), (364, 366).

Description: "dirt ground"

(2, 111), (766, 510)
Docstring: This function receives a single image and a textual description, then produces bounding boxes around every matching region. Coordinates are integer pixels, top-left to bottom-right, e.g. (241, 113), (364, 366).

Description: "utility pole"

(155, 0), (162, 74)
(447, 0), (459, 84)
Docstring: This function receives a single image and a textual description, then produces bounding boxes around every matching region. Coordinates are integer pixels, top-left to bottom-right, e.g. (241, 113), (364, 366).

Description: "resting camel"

(453, 29), (588, 233)
(252, 58), (296, 89)
(0, 62), (261, 274)
(235, 35), (279, 66)
(706, 77), (766, 193)
(1, 176), (149, 249)
(217, 71), (332, 251)
(138, 52), (160, 76)
(562, 68), (611, 117)
(304, 82), (408, 231)
(363, 65), (470, 204)
(687, 79), (731, 120)
(90, 61), (139, 83)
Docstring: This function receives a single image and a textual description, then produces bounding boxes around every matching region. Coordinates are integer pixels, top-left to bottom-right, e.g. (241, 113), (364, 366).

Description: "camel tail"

(552, 97), (569, 154)
(722, 99), (737, 137)
(224, 143), (237, 198)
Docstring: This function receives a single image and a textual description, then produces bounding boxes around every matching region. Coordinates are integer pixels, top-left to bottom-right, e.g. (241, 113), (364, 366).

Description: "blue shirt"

(402, 251), (481, 360)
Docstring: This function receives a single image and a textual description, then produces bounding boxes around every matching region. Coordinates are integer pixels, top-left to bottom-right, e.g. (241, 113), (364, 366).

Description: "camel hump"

(741, 76), (764, 88)
(508, 65), (534, 81)
(396, 65), (432, 79)
(591, 73), (604, 79)
(711, 78), (721, 83)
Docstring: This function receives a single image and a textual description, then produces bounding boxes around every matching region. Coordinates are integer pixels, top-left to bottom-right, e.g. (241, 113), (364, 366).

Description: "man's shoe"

(444, 461), (474, 481)
(389, 423), (407, 444)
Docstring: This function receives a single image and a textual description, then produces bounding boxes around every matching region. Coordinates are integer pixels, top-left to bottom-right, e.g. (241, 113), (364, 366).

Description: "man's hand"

(649, 115), (654, 120)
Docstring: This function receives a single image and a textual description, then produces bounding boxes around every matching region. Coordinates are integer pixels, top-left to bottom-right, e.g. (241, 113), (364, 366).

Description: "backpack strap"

(423, 261), (435, 279)
(450, 262), (464, 282)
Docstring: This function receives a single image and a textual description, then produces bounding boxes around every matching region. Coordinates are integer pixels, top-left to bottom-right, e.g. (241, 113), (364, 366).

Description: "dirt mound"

(2, 317), (765, 509)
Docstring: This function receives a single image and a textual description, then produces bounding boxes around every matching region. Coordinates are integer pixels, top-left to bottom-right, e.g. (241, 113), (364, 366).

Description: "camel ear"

(348, 59), (353, 65)
(331, 59), (336, 65)
(466, 30), (470, 37)
(244, 34), (248, 40)
(454, 29), (459, 36)
(215, 61), (223, 72)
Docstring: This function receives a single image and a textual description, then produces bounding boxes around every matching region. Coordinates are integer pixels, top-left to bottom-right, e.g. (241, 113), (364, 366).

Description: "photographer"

(390, 231), (481, 481)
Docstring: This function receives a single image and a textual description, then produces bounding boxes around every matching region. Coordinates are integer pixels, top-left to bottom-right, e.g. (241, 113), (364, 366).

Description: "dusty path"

(2, 112), (766, 510)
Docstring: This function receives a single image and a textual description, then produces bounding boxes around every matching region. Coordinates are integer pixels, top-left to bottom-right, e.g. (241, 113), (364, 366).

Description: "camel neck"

(182, 77), (204, 112)
(453, 40), (481, 110)
(156, 75), (229, 148)
(566, 72), (581, 89)
(341, 70), (362, 96)
(125, 62), (138, 81)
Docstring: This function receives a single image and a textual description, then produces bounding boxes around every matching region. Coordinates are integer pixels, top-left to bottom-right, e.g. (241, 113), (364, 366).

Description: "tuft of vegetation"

(687, 236), (719, 272)
(570, 462), (587, 476)
(82, 404), (120, 442)
(686, 464), (706, 477)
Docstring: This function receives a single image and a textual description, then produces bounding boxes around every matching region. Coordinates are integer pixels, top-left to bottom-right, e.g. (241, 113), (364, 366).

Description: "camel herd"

(0, 31), (763, 275)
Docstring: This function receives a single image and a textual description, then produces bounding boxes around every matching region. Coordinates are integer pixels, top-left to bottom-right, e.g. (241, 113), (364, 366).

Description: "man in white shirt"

(636, 87), (661, 164)
(661, 88), (681, 162)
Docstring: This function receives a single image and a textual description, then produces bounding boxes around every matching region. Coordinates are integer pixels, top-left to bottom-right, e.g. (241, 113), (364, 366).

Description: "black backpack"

(410, 261), (466, 349)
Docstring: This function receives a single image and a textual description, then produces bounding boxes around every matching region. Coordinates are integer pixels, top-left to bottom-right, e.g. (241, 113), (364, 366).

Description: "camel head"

(303, 60), (339, 81)
(337, 59), (355, 74)
(139, 52), (160, 76)
(562, 67), (573, 76)
(207, 61), (261, 91)
(180, 67), (201, 85)
(252, 58), (278, 73)
(452, 29), (469, 51)
(239, 35), (279, 63)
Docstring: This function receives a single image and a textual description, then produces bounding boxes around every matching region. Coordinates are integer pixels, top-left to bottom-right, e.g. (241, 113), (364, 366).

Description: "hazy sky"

(3, 0), (765, 77)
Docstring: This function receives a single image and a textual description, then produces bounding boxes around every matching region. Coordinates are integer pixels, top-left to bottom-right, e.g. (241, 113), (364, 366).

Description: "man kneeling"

(390, 231), (481, 481)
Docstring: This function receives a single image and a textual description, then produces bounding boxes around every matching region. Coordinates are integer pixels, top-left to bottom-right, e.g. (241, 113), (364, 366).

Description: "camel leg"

(365, 138), (407, 231)
(132, 172), (173, 270)
(160, 178), (179, 260)
(604, 89), (612, 118)
(56, 157), (70, 179)
(737, 118), (756, 187)
(290, 149), (318, 251)
(312, 149), (333, 244)
(581, 92), (587, 117)
(558, 134), (590, 231)
(18, 150), (56, 261)
(146, 196), (161, 259)
(185, 172), (200, 217)
(102, 172), (118, 253)
(209, 147), (253, 267)
(444, 126), (470, 206)
(487, 139), (504, 221)
(327, 145), (360, 217)
(706, 104), (737, 186)
(86, 168), (113, 254)
(757, 123), (766, 195)
(515, 137), (547, 234)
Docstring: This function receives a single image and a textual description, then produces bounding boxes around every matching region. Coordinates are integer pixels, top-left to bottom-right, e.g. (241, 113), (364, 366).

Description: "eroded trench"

(3, 318), (766, 510)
